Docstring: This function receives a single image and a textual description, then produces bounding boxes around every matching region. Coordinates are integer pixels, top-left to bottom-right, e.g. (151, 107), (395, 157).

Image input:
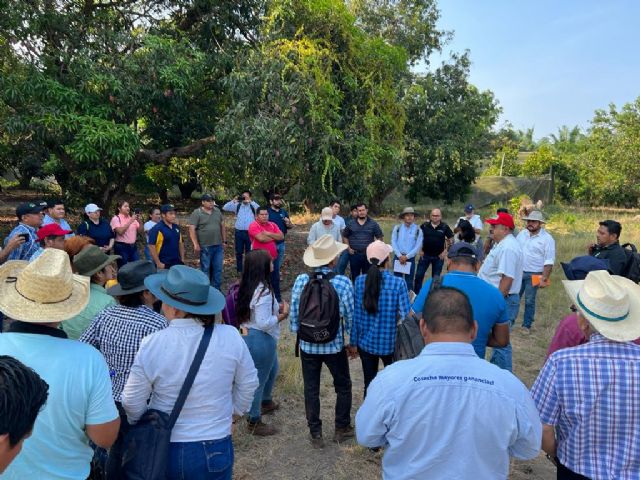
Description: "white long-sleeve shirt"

(122, 319), (258, 442)
(240, 283), (280, 340)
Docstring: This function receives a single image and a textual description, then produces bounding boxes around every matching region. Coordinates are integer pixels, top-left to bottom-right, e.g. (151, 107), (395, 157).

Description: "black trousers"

(557, 461), (590, 480)
(300, 349), (352, 436)
(359, 348), (393, 397)
(349, 252), (369, 280)
(105, 402), (130, 479)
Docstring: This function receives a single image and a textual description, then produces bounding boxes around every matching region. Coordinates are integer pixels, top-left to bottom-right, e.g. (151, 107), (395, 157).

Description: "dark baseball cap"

(201, 193), (214, 201)
(448, 242), (478, 259)
(561, 255), (610, 281)
(464, 203), (475, 213)
(16, 202), (46, 218)
(160, 204), (176, 213)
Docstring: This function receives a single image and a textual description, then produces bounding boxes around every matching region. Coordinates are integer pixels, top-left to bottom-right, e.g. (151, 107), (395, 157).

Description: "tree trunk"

(178, 180), (198, 200)
(158, 188), (169, 204)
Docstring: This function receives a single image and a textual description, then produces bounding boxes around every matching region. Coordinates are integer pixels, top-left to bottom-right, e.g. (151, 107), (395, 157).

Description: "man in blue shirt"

(356, 287), (541, 480)
(267, 193), (293, 302)
(391, 207), (423, 292)
(290, 235), (355, 449)
(4, 202), (46, 261)
(42, 200), (74, 239)
(222, 190), (260, 272)
(148, 204), (185, 269)
(412, 242), (510, 359)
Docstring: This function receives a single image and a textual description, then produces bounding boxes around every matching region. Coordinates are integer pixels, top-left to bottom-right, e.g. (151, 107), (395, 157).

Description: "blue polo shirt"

(77, 219), (114, 247)
(148, 221), (182, 265)
(267, 207), (289, 244)
(412, 271), (508, 359)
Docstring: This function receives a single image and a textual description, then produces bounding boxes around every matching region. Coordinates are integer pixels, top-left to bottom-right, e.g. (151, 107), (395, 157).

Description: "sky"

(423, 1), (640, 139)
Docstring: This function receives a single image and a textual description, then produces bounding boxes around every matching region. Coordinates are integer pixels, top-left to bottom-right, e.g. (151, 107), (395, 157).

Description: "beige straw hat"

(563, 270), (640, 342)
(0, 249), (90, 323)
(303, 234), (348, 268)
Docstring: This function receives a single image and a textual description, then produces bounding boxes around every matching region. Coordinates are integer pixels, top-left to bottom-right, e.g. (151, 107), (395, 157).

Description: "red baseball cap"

(485, 212), (515, 230)
(37, 223), (72, 241)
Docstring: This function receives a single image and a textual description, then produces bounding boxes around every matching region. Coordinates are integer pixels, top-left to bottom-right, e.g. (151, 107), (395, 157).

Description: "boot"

(247, 419), (278, 436)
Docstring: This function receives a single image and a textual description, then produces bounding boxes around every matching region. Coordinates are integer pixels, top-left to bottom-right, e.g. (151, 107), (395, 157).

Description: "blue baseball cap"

(160, 204), (176, 213)
(561, 255), (610, 281)
(464, 204), (474, 213)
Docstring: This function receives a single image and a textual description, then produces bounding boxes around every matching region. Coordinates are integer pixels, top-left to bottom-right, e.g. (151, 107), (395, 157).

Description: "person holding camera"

(110, 200), (144, 268)
(3, 202), (46, 262)
(223, 190), (260, 272)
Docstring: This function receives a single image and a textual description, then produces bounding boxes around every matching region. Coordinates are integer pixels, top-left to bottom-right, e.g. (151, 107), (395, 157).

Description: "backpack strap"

(168, 325), (213, 429)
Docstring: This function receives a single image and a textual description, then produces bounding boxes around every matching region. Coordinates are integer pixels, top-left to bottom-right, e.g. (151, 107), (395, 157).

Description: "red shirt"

(248, 221), (282, 259)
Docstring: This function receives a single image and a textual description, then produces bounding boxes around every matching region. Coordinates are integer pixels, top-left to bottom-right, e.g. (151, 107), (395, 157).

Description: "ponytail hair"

(363, 257), (388, 314)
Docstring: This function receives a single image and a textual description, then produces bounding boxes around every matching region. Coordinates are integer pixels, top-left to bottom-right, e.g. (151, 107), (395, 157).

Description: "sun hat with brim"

(367, 240), (393, 264)
(144, 265), (225, 315)
(562, 270), (640, 342)
(303, 234), (348, 268)
(73, 245), (120, 277)
(522, 210), (546, 223)
(561, 255), (610, 281)
(108, 260), (157, 296)
(0, 249), (90, 323)
(398, 207), (417, 219)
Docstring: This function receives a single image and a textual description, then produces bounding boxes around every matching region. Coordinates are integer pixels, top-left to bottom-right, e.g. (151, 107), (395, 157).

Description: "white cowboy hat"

(303, 234), (348, 268)
(563, 270), (640, 342)
(521, 210), (546, 223)
(0, 249), (90, 323)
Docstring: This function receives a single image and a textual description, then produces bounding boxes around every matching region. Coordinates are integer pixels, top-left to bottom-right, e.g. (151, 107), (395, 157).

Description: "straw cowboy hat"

(0, 249), (90, 323)
(145, 264), (225, 315)
(563, 270), (640, 342)
(521, 210), (546, 223)
(303, 234), (348, 268)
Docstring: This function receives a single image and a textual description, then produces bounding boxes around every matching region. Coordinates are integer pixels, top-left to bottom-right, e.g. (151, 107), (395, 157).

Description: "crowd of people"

(0, 194), (638, 480)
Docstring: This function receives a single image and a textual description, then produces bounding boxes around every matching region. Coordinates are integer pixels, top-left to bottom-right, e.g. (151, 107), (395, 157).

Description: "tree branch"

(136, 135), (216, 164)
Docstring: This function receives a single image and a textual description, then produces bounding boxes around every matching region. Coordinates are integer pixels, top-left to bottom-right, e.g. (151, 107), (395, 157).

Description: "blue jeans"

(349, 252), (370, 280)
(518, 271), (540, 329)
(200, 245), (224, 291)
(414, 255), (444, 294)
(243, 328), (278, 422)
(113, 242), (139, 268)
(168, 436), (233, 480)
(144, 245), (152, 261)
(336, 250), (350, 275)
(270, 242), (285, 302)
(393, 257), (416, 293)
(490, 293), (519, 372)
(234, 229), (251, 272)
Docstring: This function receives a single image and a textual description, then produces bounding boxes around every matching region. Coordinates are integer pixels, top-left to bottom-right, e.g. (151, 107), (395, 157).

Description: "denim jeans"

(144, 245), (152, 261)
(113, 242), (139, 268)
(393, 257), (416, 293)
(349, 252), (369, 280)
(336, 250), (350, 275)
(413, 255), (444, 294)
(243, 328), (278, 422)
(200, 244), (224, 291)
(168, 436), (233, 480)
(270, 242), (285, 302)
(234, 229), (252, 272)
(490, 293), (519, 372)
(359, 348), (394, 397)
(518, 271), (540, 329)
(300, 349), (352, 437)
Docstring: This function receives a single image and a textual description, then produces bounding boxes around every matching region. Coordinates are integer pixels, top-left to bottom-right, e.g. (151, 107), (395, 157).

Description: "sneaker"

(520, 327), (531, 335)
(260, 400), (280, 416)
(310, 433), (325, 449)
(333, 425), (355, 443)
(247, 420), (278, 436)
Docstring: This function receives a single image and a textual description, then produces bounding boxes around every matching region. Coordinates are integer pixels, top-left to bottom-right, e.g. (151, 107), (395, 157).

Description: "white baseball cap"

(85, 203), (102, 214)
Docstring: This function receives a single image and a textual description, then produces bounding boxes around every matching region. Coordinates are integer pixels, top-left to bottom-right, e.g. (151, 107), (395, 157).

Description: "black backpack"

(393, 276), (441, 361)
(621, 243), (640, 283)
(295, 271), (340, 356)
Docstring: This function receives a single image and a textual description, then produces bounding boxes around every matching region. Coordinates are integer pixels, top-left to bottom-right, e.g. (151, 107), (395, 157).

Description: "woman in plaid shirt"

(352, 241), (410, 396)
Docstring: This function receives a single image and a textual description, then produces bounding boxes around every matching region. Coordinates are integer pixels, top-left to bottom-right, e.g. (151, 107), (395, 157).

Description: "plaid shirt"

(5, 223), (42, 261)
(80, 305), (168, 402)
(289, 267), (354, 354)
(352, 270), (410, 355)
(531, 333), (640, 479)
